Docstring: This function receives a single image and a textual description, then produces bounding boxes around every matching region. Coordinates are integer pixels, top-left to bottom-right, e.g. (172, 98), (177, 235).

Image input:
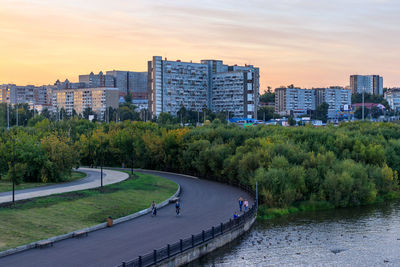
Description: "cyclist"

(175, 200), (181, 216)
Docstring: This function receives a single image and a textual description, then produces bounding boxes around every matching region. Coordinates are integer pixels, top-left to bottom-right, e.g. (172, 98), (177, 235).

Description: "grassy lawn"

(0, 171), (87, 193)
(0, 172), (177, 251)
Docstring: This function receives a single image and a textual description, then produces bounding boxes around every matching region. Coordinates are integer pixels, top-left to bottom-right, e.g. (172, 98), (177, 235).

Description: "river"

(189, 200), (400, 266)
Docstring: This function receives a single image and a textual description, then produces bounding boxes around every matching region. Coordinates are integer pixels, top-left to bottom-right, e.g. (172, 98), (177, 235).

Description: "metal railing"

(118, 183), (257, 267)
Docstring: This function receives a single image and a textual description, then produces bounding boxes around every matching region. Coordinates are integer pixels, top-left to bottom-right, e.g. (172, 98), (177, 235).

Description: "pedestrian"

(244, 199), (249, 212)
(175, 200), (181, 216)
(238, 197), (243, 212)
(151, 201), (157, 216)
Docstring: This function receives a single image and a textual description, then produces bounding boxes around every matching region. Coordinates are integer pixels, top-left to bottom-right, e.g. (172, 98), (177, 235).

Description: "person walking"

(238, 197), (243, 212)
(175, 200), (181, 216)
(151, 201), (157, 216)
(244, 199), (249, 212)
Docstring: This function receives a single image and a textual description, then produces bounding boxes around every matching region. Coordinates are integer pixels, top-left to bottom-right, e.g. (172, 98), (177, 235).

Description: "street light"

(11, 137), (15, 203)
(100, 136), (104, 189)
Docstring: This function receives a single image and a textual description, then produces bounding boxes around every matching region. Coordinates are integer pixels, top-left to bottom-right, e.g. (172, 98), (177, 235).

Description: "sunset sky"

(1, 0), (399, 91)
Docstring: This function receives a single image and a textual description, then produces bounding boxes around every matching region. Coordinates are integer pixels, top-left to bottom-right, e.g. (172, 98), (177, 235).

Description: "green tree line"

(1, 118), (400, 209)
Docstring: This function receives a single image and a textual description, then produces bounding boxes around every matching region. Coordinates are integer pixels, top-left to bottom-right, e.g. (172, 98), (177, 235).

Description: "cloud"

(0, 0), (399, 88)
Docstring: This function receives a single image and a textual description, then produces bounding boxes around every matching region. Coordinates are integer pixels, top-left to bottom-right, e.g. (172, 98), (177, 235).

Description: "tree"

(352, 93), (390, 109)
(257, 107), (276, 121)
(354, 107), (369, 120)
(288, 116), (296, 126)
(124, 92), (133, 103)
(157, 113), (175, 124)
(259, 91), (275, 103)
(83, 107), (96, 121)
(314, 102), (329, 122)
(371, 106), (383, 119)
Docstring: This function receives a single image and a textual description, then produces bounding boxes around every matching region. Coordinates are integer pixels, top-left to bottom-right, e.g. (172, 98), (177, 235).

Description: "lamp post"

(16, 103), (18, 126)
(362, 88), (365, 121)
(11, 137), (15, 203)
(99, 136), (104, 189)
(6, 102), (10, 130)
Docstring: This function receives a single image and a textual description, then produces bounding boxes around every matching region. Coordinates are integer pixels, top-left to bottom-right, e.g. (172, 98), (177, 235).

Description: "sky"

(1, 0), (399, 91)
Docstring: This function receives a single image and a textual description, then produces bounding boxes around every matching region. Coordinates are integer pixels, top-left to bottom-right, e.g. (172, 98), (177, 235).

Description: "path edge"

(0, 178), (181, 259)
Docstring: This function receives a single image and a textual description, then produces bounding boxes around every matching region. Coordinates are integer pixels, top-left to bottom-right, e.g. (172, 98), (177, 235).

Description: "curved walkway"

(0, 170), (254, 267)
(0, 168), (129, 204)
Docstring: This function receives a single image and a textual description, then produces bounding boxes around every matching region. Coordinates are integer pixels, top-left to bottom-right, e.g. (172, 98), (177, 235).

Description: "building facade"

(54, 88), (119, 120)
(79, 71), (114, 88)
(315, 87), (351, 118)
(106, 70), (148, 98)
(274, 88), (315, 116)
(385, 88), (400, 111)
(148, 56), (259, 118)
(350, 75), (383, 95)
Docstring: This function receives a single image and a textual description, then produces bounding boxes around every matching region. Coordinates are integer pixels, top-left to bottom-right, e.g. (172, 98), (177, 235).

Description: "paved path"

(0, 168), (129, 204)
(0, 170), (254, 267)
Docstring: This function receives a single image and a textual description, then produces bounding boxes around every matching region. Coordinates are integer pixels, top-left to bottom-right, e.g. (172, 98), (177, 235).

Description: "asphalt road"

(0, 170), (253, 267)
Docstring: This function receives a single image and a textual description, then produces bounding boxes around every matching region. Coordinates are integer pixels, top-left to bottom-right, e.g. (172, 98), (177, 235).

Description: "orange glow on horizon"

(1, 0), (399, 92)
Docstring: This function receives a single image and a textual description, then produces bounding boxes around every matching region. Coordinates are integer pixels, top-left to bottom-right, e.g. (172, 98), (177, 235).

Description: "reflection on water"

(190, 200), (400, 266)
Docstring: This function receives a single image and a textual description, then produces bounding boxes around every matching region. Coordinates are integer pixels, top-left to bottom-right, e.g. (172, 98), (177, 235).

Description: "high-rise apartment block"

(148, 56), (259, 118)
(0, 84), (50, 106)
(53, 88), (119, 120)
(350, 75), (383, 95)
(275, 87), (351, 118)
(274, 87), (315, 116)
(79, 70), (148, 99)
(315, 87), (352, 118)
(106, 70), (148, 99)
(79, 71), (115, 88)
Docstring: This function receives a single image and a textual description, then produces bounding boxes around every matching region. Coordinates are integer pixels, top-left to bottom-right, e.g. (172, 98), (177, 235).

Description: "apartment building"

(350, 75), (383, 95)
(0, 84), (50, 106)
(385, 88), (400, 111)
(54, 88), (119, 120)
(106, 70), (148, 99)
(274, 87), (315, 116)
(211, 70), (257, 118)
(148, 56), (259, 118)
(315, 87), (351, 118)
(0, 84), (11, 103)
(79, 71), (114, 88)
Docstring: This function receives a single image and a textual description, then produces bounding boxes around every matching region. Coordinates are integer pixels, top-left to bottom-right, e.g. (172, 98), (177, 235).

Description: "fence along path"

(0, 170), (254, 267)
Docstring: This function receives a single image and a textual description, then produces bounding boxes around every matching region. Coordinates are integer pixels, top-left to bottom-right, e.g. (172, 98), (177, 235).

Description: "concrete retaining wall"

(156, 215), (256, 267)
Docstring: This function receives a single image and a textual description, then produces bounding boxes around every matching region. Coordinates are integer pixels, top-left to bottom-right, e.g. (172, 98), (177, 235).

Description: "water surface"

(191, 200), (400, 266)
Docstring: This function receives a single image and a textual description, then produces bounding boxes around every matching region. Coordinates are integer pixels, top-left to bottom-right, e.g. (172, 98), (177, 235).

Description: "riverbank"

(258, 191), (400, 220)
(0, 171), (177, 251)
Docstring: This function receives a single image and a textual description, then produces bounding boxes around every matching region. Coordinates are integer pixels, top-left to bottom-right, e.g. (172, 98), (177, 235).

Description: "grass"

(0, 171), (87, 193)
(258, 201), (335, 220)
(0, 171), (178, 251)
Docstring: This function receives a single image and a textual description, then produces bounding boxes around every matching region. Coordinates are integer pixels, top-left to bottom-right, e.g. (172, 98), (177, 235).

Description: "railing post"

(202, 230), (205, 242)
(221, 223), (223, 234)
(153, 249), (157, 264)
(180, 239), (183, 252)
(212, 227), (215, 238)
(229, 218), (232, 229)
(256, 181), (258, 209)
(192, 235), (194, 248)
(138, 256), (142, 267)
(167, 244), (170, 258)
